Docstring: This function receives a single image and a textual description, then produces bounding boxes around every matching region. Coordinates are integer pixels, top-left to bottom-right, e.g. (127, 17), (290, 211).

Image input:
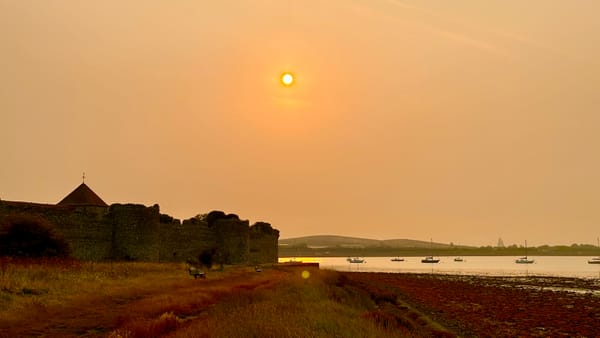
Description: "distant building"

(497, 237), (505, 248)
(0, 182), (279, 263)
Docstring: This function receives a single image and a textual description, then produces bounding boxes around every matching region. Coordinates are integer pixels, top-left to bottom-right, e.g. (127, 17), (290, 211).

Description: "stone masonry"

(0, 183), (279, 263)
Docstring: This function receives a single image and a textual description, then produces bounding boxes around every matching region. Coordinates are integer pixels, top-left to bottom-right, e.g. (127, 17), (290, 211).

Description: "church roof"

(57, 183), (108, 207)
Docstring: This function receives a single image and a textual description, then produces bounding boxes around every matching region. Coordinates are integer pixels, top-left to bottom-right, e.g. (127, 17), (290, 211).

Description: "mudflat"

(342, 272), (600, 337)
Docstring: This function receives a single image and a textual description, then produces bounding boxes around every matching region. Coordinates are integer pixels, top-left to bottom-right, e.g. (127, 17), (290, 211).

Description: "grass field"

(3, 258), (597, 337)
(0, 258), (449, 337)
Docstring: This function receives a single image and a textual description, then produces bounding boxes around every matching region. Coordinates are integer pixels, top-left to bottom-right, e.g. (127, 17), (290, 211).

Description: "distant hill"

(278, 235), (600, 257)
(279, 235), (471, 249)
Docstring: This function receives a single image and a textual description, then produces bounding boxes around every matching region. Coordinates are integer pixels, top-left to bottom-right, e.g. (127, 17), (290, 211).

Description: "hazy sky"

(2, 1), (599, 246)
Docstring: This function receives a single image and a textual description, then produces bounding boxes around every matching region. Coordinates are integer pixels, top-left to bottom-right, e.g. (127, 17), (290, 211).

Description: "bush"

(199, 249), (216, 269)
(0, 214), (70, 258)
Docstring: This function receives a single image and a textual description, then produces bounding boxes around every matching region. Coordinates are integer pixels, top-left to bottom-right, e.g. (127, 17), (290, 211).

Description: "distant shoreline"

(279, 246), (600, 257)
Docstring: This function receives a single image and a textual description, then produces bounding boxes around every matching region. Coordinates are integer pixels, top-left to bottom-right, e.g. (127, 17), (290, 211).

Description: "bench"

(188, 267), (206, 279)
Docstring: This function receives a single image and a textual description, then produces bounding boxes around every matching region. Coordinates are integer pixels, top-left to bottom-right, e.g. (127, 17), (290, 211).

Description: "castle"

(0, 182), (279, 264)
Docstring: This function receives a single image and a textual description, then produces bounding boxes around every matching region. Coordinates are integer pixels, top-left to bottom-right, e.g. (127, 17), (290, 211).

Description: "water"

(279, 256), (600, 278)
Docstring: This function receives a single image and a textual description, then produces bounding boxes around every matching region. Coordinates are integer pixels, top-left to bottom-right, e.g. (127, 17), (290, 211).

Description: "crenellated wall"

(0, 200), (279, 264)
(249, 222), (280, 264)
(159, 216), (217, 263)
(214, 217), (250, 264)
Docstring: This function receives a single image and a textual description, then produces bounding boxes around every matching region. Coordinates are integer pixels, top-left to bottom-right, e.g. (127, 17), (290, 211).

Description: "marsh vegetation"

(2, 259), (598, 337)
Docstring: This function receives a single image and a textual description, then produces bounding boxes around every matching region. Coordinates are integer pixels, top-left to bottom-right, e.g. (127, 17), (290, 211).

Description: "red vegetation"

(343, 272), (600, 337)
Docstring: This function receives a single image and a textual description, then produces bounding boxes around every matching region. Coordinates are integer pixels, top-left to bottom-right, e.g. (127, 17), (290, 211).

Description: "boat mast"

(430, 238), (433, 257)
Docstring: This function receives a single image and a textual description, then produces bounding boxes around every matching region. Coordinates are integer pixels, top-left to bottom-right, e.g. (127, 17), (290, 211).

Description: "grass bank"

(0, 258), (453, 337)
(6, 258), (595, 336)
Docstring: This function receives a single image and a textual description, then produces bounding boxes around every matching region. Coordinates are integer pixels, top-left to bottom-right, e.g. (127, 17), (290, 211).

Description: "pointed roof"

(57, 183), (108, 207)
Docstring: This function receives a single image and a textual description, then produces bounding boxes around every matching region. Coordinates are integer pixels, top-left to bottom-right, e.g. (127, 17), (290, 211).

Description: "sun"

(280, 72), (295, 86)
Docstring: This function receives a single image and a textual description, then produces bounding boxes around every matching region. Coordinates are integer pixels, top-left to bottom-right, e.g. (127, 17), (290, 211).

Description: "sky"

(1, 1), (599, 247)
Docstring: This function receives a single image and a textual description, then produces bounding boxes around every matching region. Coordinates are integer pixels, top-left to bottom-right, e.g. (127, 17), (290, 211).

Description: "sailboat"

(515, 240), (534, 264)
(588, 237), (600, 264)
(346, 257), (365, 264)
(421, 238), (440, 263)
(422, 256), (440, 263)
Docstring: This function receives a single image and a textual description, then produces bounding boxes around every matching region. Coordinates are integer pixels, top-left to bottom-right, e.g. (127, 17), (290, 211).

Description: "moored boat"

(454, 257), (464, 262)
(588, 257), (600, 264)
(515, 240), (534, 264)
(347, 257), (365, 263)
(421, 256), (440, 263)
(421, 238), (440, 263)
(390, 257), (405, 262)
(588, 237), (600, 264)
(515, 256), (534, 264)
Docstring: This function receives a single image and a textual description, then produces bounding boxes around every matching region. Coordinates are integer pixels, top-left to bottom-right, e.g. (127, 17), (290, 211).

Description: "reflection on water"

(279, 256), (600, 278)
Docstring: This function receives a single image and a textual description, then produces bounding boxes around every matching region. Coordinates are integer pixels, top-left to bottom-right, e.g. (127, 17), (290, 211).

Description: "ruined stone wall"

(109, 204), (160, 261)
(0, 201), (112, 260)
(1, 201), (280, 264)
(159, 215), (217, 262)
(249, 222), (279, 264)
(248, 222), (280, 264)
(214, 218), (250, 264)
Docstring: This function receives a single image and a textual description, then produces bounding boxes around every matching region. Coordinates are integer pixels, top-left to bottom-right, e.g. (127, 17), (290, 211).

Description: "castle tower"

(57, 183), (108, 207)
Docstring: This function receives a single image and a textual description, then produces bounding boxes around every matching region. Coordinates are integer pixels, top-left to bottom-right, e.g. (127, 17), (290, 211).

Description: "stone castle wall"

(109, 204), (160, 261)
(214, 218), (250, 264)
(0, 200), (279, 263)
(0, 201), (112, 260)
(159, 216), (218, 263)
(249, 222), (280, 264)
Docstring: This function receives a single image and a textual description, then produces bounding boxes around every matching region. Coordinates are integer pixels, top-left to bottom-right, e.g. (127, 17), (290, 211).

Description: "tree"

(0, 214), (70, 258)
(204, 210), (240, 227)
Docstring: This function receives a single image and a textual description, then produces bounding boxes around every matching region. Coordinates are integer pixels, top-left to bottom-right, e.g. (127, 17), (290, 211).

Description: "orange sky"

(1, 1), (599, 246)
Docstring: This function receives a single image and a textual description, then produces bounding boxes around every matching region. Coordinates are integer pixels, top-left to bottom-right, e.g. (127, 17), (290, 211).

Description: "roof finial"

(82, 172), (86, 183)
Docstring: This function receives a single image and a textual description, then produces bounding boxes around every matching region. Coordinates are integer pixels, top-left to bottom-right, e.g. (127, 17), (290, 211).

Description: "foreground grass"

(1, 259), (452, 337)
(166, 268), (417, 338)
(0, 258), (190, 321)
(1, 258), (267, 336)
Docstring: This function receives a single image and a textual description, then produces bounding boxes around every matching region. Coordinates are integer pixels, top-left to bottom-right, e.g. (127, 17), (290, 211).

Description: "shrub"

(0, 214), (70, 258)
(199, 248), (216, 269)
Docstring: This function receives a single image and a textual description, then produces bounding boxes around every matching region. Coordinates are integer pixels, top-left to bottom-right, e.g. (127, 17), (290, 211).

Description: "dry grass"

(0, 257), (186, 319)
(0, 258), (266, 337)
(0, 259), (451, 337)
(166, 268), (420, 338)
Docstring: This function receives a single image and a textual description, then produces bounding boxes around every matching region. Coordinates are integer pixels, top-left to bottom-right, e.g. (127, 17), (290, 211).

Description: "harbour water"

(279, 256), (600, 278)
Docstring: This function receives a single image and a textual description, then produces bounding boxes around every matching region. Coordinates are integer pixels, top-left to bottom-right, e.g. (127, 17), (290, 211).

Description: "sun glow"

(280, 72), (295, 86)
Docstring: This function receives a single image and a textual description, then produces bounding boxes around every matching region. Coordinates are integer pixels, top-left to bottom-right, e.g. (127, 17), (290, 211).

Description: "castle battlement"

(0, 184), (279, 264)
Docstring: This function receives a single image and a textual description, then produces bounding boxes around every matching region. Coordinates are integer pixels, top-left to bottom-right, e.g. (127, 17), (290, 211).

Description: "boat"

(421, 256), (440, 263)
(454, 257), (464, 262)
(588, 237), (600, 264)
(347, 257), (365, 263)
(390, 257), (405, 262)
(421, 238), (440, 263)
(515, 256), (534, 264)
(588, 257), (600, 264)
(515, 240), (534, 264)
